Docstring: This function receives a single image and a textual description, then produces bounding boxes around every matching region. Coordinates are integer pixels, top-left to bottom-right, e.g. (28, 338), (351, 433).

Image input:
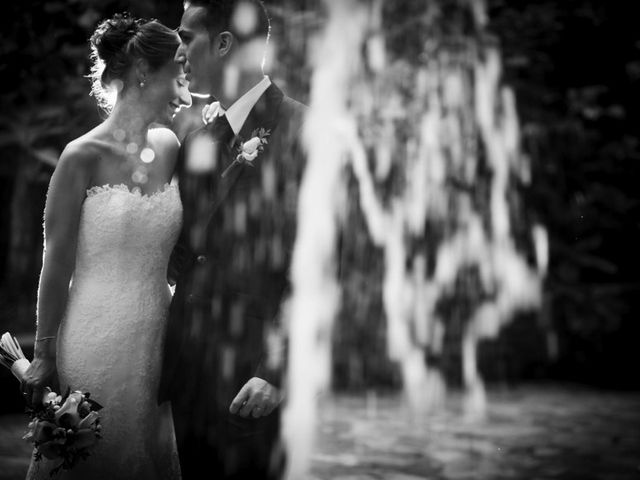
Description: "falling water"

(283, 0), (548, 477)
(281, 1), (366, 478)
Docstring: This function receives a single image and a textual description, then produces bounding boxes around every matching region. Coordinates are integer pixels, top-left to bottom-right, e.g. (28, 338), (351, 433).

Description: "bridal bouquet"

(24, 387), (103, 476)
(1, 332), (103, 476)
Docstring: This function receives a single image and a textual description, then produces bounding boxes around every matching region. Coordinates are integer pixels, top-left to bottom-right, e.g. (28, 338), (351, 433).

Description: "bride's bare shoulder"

(60, 131), (112, 167)
(148, 127), (180, 151)
(147, 126), (180, 169)
(53, 133), (112, 184)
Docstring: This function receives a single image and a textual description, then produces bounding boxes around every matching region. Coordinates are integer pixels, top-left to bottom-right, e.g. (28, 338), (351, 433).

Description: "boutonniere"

(221, 128), (270, 178)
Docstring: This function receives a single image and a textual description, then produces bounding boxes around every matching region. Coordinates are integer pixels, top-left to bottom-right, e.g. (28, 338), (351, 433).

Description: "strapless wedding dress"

(27, 183), (183, 480)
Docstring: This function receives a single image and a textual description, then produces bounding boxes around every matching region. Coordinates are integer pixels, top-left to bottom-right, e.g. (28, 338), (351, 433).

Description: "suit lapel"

(201, 120), (243, 222)
(196, 82), (287, 228)
(236, 82), (286, 156)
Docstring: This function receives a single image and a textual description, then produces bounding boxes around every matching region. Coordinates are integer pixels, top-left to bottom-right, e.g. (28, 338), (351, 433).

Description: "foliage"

(488, 0), (640, 387)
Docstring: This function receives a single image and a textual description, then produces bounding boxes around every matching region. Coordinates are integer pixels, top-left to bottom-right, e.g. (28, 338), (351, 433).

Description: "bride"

(21, 13), (190, 480)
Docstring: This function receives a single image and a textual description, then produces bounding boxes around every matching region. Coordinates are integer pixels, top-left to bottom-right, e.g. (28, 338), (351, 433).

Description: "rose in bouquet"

(24, 387), (103, 476)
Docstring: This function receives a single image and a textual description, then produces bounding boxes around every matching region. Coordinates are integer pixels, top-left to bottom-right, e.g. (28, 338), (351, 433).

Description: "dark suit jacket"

(158, 82), (306, 438)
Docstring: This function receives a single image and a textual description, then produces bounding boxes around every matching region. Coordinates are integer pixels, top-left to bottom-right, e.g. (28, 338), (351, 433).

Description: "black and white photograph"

(1, 1), (639, 479)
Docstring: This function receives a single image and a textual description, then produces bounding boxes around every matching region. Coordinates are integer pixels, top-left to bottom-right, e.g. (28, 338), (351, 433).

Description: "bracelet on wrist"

(35, 336), (56, 342)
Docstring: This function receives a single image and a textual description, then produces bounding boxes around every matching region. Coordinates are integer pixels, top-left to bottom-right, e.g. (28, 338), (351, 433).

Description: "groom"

(158, 1), (306, 479)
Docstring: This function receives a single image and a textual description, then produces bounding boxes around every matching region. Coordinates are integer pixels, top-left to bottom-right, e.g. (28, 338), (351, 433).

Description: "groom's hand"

(229, 377), (282, 418)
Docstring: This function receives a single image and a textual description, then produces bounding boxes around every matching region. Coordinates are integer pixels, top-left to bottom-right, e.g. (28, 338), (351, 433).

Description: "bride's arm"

(22, 144), (91, 406)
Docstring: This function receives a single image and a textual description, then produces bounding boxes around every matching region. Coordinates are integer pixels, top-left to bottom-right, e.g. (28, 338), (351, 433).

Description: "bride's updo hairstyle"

(89, 13), (180, 112)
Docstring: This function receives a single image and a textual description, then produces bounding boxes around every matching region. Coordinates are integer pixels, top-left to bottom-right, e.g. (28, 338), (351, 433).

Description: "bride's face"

(145, 61), (192, 125)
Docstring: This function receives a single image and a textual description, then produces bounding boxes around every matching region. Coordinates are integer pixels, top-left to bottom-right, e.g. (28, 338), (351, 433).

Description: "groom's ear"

(216, 31), (234, 57)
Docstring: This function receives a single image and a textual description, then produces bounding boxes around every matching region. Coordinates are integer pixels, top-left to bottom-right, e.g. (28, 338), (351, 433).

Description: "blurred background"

(1, 0), (639, 478)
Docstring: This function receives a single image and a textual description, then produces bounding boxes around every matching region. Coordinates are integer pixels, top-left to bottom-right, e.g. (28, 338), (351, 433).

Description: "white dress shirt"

(208, 76), (272, 135)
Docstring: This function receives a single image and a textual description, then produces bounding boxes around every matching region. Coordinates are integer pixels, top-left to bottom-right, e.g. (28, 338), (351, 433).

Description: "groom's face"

(175, 6), (220, 96)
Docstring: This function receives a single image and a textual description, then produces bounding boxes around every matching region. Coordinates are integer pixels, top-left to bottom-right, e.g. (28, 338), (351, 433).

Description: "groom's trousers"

(172, 398), (284, 480)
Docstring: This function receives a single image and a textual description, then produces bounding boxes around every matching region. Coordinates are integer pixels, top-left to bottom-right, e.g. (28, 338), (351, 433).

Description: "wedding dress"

(27, 183), (183, 480)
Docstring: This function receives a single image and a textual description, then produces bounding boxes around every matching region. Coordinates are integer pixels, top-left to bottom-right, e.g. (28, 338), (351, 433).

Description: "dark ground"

(1, 383), (639, 479)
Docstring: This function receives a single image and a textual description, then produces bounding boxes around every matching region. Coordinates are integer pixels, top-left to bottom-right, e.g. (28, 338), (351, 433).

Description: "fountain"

(282, 0), (548, 477)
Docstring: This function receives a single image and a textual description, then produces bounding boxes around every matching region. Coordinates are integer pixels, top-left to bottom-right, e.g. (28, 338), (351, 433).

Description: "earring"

(139, 81), (145, 88)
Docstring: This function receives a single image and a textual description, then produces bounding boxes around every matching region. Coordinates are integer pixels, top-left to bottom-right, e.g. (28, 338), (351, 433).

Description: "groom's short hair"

(184, 0), (270, 43)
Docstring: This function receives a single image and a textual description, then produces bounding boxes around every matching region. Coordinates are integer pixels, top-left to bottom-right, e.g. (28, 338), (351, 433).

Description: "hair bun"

(90, 13), (143, 63)
(88, 12), (179, 113)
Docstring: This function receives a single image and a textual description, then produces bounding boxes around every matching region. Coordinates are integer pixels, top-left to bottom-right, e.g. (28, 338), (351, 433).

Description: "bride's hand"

(21, 350), (59, 407)
(201, 101), (223, 125)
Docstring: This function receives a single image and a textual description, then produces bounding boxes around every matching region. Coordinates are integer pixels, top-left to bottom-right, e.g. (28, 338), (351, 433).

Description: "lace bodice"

(75, 183), (182, 284)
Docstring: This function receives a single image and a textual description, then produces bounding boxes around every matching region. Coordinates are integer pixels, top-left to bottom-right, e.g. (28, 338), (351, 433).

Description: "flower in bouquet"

(24, 387), (103, 476)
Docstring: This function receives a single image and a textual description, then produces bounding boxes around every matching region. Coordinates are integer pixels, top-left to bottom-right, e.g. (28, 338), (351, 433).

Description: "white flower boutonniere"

(221, 128), (270, 178)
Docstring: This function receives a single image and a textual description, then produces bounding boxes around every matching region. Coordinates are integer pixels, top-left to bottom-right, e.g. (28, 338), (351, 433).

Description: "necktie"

(210, 113), (234, 144)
